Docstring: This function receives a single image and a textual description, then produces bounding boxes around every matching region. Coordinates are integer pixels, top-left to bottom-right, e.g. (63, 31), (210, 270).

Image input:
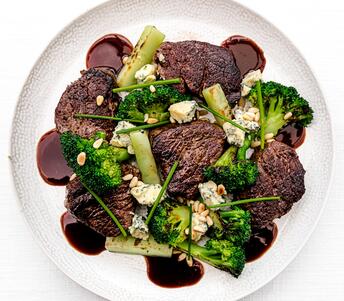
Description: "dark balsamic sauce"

(61, 212), (106, 255)
(86, 34), (133, 72)
(145, 255), (204, 288)
(36, 129), (73, 186)
(245, 223), (278, 262)
(276, 123), (306, 149)
(221, 35), (266, 77)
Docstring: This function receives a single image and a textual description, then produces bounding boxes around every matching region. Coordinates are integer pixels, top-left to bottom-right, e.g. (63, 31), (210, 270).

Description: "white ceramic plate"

(11, 0), (333, 300)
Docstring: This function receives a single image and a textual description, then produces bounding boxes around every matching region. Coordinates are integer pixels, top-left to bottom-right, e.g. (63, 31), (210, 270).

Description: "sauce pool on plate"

(276, 123), (306, 149)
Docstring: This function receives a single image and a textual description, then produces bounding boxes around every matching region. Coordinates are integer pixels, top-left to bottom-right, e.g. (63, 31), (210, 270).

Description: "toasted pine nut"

(144, 114), (149, 122)
(69, 173), (77, 181)
(206, 216), (214, 226)
(137, 180), (144, 186)
(193, 225), (205, 233)
(201, 209), (209, 217)
(198, 216), (207, 222)
(191, 231), (197, 240)
(122, 173), (133, 181)
(178, 253), (186, 261)
(93, 138), (103, 149)
(122, 56), (129, 64)
(264, 133), (274, 140)
(266, 138), (275, 143)
(198, 203), (205, 213)
(96, 95), (104, 106)
(149, 85), (156, 93)
(129, 176), (138, 188)
(251, 140), (261, 148)
(248, 107), (259, 113)
(186, 257), (193, 267)
(147, 118), (159, 124)
(193, 201), (200, 213)
(217, 184), (226, 196)
(77, 152), (86, 166)
(184, 228), (190, 235)
(284, 112), (293, 120)
(170, 116), (176, 123)
(173, 249), (181, 255)
(243, 113), (254, 121)
(254, 112), (260, 122)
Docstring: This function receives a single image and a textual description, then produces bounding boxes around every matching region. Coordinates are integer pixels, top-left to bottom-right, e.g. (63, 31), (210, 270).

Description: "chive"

(116, 120), (170, 134)
(187, 204), (193, 260)
(208, 196), (281, 209)
(81, 181), (127, 237)
(112, 78), (181, 93)
(145, 161), (179, 225)
(74, 113), (145, 124)
(256, 80), (265, 149)
(198, 104), (249, 133)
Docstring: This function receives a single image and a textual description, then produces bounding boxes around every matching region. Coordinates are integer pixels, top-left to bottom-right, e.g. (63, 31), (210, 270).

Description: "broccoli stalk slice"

(214, 146), (237, 167)
(113, 78), (181, 93)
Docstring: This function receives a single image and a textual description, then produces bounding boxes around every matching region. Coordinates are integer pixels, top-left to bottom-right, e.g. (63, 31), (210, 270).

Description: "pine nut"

(243, 113), (254, 121)
(284, 112), (293, 120)
(191, 231), (197, 240)
(206, 216), (214, 226)
(251, 140), (261, 148)
(122, 56), (129, 64)
(178, 253), (186, 261)
(184, 228), (189, 235)
(248, 107), (259, 113)
(201, 209), (209, 217)
(96, 95), (104, 106)
(254, 112), (260, 122)
(264, 133), (274, 140)
(198, 216), (207, 222)
(186, 257), (193, 267)
(170, 116), (176, 123)
(193, 201), (199, 213)
(193, 225), (205, 233)
(144, 114), (149, 122)
(172, 249), (181, 255)
(77, 152), (86, 166)
(266, 138), (275, 143)
(246, 112), (256, 119)
(122, 173), (133, 181)
(69, 173), (77, 181)
(217, 184), (226, 195)
(129, 176), (138, 188)
(149, 85), (156, 93)
(144, 75), (156, 83)
(147, 118), (159, 124)
(93, 138), (103, 149)
(198, 203), (205, 213)
(137, 180), (144, 186)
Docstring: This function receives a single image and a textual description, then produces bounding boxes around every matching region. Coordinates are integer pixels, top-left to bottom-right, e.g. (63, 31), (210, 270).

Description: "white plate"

(10, 0), (333, 300)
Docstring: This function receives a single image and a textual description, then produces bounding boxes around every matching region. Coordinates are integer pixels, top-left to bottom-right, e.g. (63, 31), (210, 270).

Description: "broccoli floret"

(149, 199), (190, 246)
(203, 146), (259, 193)
(116, 85), (191, 121)
(247, 81), (314, 135)
(177, 238), (245, 277)
(60, 132), (130, 195)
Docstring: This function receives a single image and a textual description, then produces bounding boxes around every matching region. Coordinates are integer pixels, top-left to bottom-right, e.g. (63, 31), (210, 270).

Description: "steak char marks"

(155, 41), (241, 104)
(55, 67), (118, 139)
(65, 164), (140, 237)
(151, 121), (226, 199)
(240, 141), (306, 228)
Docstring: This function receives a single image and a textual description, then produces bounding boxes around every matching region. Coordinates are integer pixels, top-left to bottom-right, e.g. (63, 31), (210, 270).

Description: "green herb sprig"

(112, 78), (181, 93)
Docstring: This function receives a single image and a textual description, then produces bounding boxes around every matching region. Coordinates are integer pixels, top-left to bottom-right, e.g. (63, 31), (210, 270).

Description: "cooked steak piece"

(55, 67), (118, 139)
(65, 164), (140, 237)
(151, 121), (226, 199)
(155, 41), (241, 103)
(240, 141), (306, 228)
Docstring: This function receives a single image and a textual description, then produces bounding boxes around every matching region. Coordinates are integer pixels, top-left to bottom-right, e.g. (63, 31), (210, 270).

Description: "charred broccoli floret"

(60, 132), (130, 195)
(116, 85), (191, 121)
(203, 146), (258, 193)
(247, 81), (314, 135)
(149, 199), (190, 246)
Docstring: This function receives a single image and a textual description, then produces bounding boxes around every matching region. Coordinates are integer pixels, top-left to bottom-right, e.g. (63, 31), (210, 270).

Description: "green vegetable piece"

(116, 120), (170, 135)
(112, 78), (181, 93)
(209, 196), (281, 209)
(74, 113), (145, 124)
(129, 130), (160, 184)
(117, 25), (165, 87)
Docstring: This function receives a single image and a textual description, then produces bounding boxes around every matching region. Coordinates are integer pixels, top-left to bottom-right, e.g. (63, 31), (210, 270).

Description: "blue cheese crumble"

(134, 64), (157, 83)
(168, 100), (197, 124)
(128, 214), (149, 240)
(222, 122), (246, 147)
(130, 183), (165, 206)
(110, 121), (135, 154)
(198, 181), (225, 208)
(241, 69), (262, 96)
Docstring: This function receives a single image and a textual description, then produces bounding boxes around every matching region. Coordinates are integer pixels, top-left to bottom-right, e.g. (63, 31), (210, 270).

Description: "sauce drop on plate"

(221, 35), (266, 77)
(276, 123), (306, 149)
(146, 255), (204, 288)
(245, 223), (278, 262)
(61, 212), (106, 255)
(36, 129), (73, 186)
(86, 34), (133, 72)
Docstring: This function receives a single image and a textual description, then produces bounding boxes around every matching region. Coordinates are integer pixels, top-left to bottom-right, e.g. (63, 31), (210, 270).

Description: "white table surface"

(1, 0), (343, 300)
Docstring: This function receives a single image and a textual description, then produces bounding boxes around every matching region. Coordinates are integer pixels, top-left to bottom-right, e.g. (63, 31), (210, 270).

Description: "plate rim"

(9, 0), (334, 300)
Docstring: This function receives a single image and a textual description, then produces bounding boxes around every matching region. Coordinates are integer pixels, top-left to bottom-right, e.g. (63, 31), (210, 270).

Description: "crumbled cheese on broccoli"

(168, 100), (197, 124)
(241, 69), (262, 96)
(222, 122), (246, 147)
(198, 181), (225, 208)
(128, 214), (149, 240)
(134, 64), (157, 83)
(110, 121), (135, 154)
(130, 183), (165, 206)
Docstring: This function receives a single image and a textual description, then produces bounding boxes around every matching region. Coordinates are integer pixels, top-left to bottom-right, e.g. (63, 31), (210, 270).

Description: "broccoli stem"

(74, 113), (146, 124)
(237, 135), (252, 161)
(202, 84), (232, 126)
(208, 196), (281, 209)
(113, 78), (181, 93)
(105, 236), (173, 257)
(214, 146), (237, 167)
(116, 120), (170, 134)
(82, 181), (127, 237)
(256, 80), (266, 149)
(199, 104), (249, 133)
(129, 130), (160, 184)
(145, 161), (179, 225)
(117, 25), (165, 87)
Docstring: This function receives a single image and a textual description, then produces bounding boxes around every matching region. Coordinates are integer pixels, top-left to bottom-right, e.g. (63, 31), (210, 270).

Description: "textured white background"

(0, 0), (343, 300)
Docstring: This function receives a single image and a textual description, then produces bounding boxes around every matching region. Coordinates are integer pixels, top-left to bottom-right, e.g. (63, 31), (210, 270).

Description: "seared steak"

(55, 67), (118, 139)
(240, 141), (306, 228)
(155, 41), (241, 103)
(65, 164), (140, 237)
(151, 121), (226, 199)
